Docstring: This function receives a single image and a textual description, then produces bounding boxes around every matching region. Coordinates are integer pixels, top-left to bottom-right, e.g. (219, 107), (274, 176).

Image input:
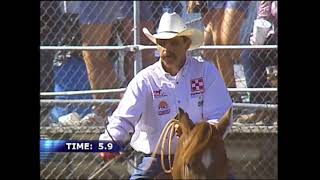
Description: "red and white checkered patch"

(191, 78), (204, 92)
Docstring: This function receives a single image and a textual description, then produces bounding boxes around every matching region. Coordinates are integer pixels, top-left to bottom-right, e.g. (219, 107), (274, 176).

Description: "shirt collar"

(157, 56), (190, 80)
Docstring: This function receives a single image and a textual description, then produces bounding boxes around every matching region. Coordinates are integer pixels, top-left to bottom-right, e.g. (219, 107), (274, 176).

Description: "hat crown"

(157, 12), (187, 34)
(142, 12), (203, 50)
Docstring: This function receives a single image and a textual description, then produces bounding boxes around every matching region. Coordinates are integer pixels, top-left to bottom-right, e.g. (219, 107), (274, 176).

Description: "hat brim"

(143, 28), (203, 50)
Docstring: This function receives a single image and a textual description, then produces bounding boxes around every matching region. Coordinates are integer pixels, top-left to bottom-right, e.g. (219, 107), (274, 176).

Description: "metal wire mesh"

(40, 1), (277, 179)
(40, 121), (277, 179)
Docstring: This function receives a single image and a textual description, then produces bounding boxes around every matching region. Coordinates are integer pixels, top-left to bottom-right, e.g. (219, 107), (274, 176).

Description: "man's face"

(156, 36), (191, 70)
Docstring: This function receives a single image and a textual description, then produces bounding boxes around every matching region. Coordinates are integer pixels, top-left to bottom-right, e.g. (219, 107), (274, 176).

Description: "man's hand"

(99, 152), (120, 162)
(266, 29), (275, 39)
(187, 1), (207, 14)
(249, 33), (255, 45)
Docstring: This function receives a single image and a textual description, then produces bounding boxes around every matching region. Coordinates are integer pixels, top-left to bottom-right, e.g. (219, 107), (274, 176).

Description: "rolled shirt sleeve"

(202, 62), (233, 137)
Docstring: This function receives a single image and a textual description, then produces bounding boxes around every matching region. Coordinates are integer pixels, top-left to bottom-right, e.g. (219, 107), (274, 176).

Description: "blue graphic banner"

(40, 140), (122, 153)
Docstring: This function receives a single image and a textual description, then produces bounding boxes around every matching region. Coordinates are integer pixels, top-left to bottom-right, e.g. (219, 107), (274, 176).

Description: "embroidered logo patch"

(158, 100), (170, 115)
(152, 89), (168, 98)
(191, 77), (205, 97)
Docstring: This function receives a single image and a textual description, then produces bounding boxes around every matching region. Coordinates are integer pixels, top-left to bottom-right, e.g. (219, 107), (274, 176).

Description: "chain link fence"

(40, 1), (277, 179)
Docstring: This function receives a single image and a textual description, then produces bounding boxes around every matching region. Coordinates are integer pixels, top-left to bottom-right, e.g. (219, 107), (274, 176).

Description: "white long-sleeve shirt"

(99, 56), (232, 154)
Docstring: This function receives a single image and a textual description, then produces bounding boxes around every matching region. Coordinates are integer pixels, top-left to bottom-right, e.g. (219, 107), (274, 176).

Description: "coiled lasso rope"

(151, 118), (179, 174)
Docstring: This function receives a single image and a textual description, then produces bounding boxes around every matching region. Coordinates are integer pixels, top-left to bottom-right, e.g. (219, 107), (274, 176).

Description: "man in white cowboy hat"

(99, 12), (232, 179)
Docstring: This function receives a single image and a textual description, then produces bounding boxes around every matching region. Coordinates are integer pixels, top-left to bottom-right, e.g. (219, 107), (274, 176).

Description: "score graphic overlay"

(40, 140), (121, 153)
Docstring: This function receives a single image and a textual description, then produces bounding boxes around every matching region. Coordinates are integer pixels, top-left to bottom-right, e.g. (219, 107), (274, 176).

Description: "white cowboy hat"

(143, 12), (203, 50)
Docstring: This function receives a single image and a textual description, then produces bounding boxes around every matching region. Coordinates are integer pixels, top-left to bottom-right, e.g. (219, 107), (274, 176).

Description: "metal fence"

(40, 1), (277, 179)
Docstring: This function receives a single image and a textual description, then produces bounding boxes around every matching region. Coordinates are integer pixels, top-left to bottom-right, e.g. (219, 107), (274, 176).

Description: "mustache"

(161, 51), (176, 58)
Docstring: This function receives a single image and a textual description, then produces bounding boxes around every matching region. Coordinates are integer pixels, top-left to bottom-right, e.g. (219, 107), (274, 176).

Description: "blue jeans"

(50, 56), (93, 123)
(130, 153), (173, 180)
(130, 152), (235, 179)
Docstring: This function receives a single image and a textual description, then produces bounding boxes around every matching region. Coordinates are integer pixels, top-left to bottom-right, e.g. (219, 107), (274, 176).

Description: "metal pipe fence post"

(133, 1), (142, 76)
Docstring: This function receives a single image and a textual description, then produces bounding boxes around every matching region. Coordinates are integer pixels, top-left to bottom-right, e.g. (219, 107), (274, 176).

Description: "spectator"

(188, 1), (251, 89)
(238, 1), (278, 125)
(50, 55), (93, 125)
(74, 1), (124, 120)
(41, 1), (79, 124)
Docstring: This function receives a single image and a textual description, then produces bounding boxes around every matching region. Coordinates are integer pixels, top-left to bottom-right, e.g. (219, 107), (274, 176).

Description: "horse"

(171, 107), (231, 179)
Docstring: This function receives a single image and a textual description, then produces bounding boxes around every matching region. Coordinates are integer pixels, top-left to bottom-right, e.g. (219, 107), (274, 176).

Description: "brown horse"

(171, 108), (231, 179)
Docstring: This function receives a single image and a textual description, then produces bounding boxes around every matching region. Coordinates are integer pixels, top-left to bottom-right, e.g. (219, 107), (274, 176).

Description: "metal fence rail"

(40, 44), (277, 50)
(40, 99), (277, 110)
(40, 88), (277, 97)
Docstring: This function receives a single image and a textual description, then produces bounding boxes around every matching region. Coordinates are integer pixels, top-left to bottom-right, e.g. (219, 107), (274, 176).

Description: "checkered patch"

(191, 78), (204, 92)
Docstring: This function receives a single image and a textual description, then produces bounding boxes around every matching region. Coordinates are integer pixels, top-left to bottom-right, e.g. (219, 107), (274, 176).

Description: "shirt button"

(176, 82), (179, 84)
(177, 100), (181, 103)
